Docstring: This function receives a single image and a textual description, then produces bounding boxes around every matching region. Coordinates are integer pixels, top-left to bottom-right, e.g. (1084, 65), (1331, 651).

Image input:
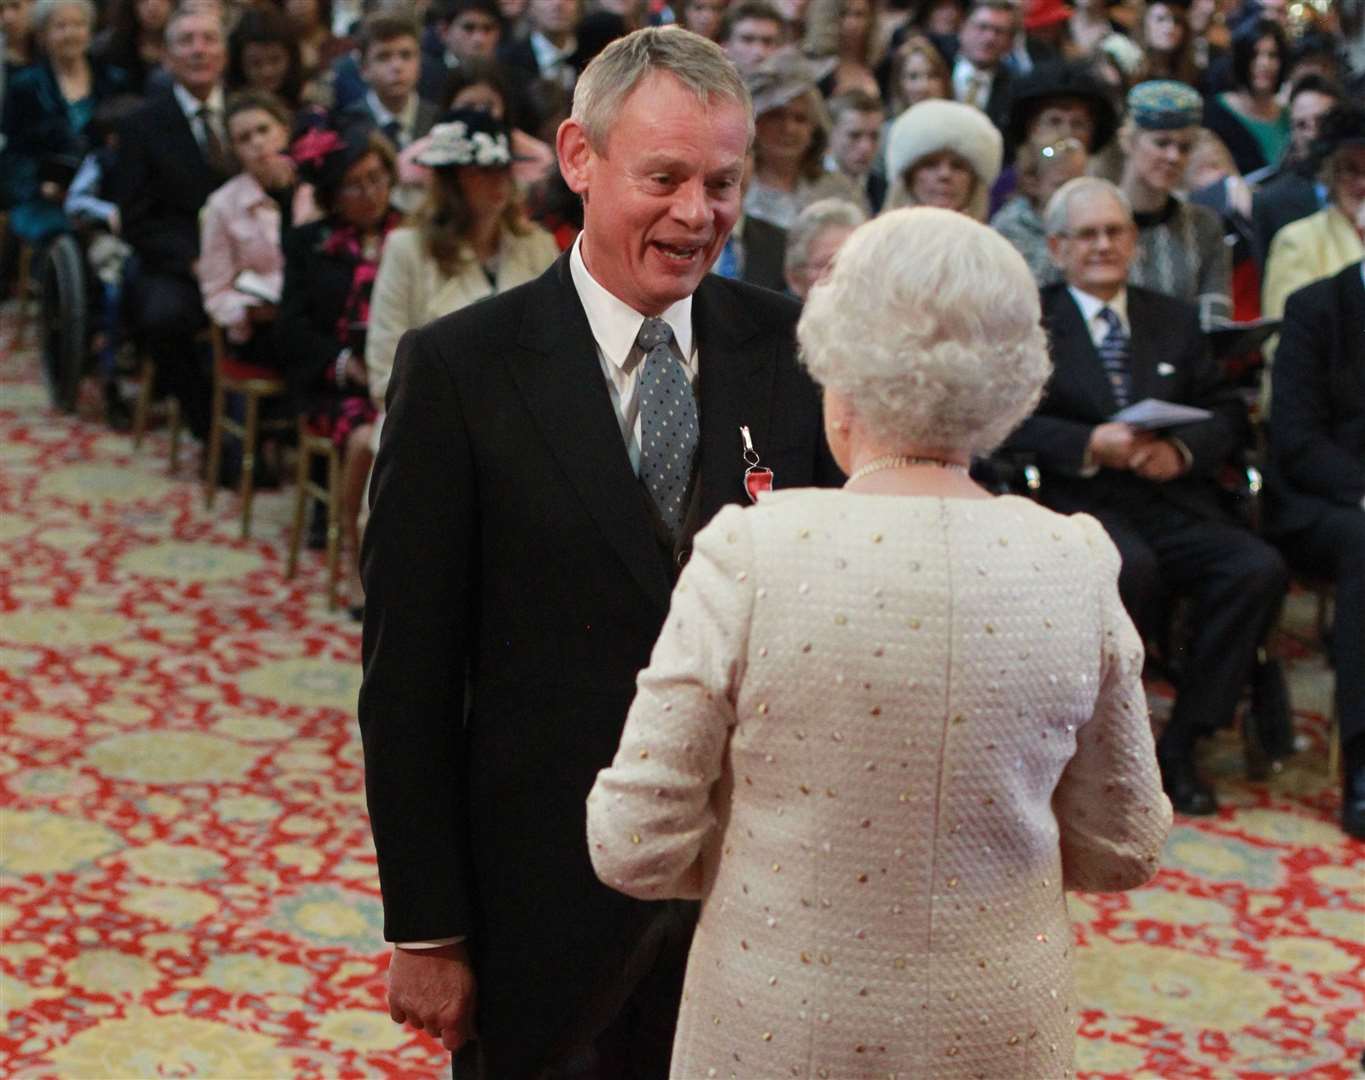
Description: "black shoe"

(104, 382), (132, 432)
(1249, 655), (1295, 761)
(1158, 749), (1219, 816)
(306, 501), (328, 551)
(1343, 765), (1365, 842)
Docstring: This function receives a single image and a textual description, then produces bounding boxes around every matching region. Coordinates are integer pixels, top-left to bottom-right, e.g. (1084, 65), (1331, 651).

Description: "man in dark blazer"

(111, 3), (233, 442)
(1266, 262), (1365, 840)
(1003, 177), (1287, 817)
(359, 28), (842, 1079)
(923, 0), (1016, 132)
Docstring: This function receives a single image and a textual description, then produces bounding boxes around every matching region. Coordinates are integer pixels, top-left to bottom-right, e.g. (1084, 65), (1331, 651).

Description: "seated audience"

(91, 0), (168, 95)
(334, 12), (437, 150)
(587, 206), (1171, 1079)
(712, 147), (792, 292)
(883, 96), (1003, 219)
(907, 0), (965, 38)
(434, 0), (503, 70)
(496, 0), (585, 92)
(743, 49), (852, 230)
(111, 2), (234, 443)
(991, 133), (1086, 284)
(942, 0), (1018, 131)
(227, 6), (306, 111)
(782, 195), (864, 298)
(2, 0), (128, 244)
(277, 115), (401, 610)
(1119, 80), (1232, 327)
(285, 0), (346, 82)
(329, 6), (445, 112)
(1183, 128), (1260, 319)
(774, 0), (810, 39)
(1020, 0), (1073, 69)
(2, 0), (35, 77)
(1067, 0), (1122, 58)
(197, 91), (316, 371)
(813, 90), (886, 214)
(365, 109), (557, 439)
(802, 0), (882, 97)
(719, 0), (786, 73)
(1266, 260), (1365, 841)
(679, 0), (726, 40)
(1250, 74), (1342, 252)
(1201, 17), (1289, 175)
(1262, 102), (1365, 331)
(1003, 176), (1288, 816)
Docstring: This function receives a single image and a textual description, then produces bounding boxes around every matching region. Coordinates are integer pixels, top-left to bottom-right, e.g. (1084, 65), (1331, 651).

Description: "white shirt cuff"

(396, 937), (465, 949)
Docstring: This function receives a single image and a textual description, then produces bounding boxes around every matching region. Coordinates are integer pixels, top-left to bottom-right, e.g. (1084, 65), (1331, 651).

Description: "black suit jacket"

(358, 255), (841, 1076)
(1003, 283), (1247, 520)
(930, 35), (1012, 132)
(740, 214), (789, 294)
(110, 86), (232, 277)
(1251, 171), (1322, 266)
(1266, 262), (1365, 536)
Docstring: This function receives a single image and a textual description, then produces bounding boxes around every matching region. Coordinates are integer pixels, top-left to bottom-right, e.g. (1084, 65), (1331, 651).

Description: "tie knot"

(1099, 306), (1121, 330)
(636, 317), (673, 352)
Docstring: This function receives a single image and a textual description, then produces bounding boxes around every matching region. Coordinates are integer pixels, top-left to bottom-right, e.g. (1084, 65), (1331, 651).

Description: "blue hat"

(1126, 80), (1203, 131)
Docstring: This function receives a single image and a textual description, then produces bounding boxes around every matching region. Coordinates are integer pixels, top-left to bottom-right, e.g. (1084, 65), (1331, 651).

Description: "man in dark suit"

(1266, 262), (1365, 840)
(1003, 176), (1287, 816)
(111, 3), (234, 441)
(1250, 75), (1342, 259)
(931, 0), (1016, 132)
(332, 12), (439, 151)
(359, 27), (841, 1079)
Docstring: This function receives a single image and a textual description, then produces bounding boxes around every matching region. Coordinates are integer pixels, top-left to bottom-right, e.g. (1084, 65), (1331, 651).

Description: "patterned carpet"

(1, 303), (1362, 1079)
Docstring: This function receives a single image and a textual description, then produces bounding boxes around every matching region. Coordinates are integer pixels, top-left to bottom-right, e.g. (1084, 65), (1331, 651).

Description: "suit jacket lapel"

(1050, 289), (1120, 419)
(693, 275), (771, 524)
(508, 255), (673, 611)
(1125, 289), (1159, 404)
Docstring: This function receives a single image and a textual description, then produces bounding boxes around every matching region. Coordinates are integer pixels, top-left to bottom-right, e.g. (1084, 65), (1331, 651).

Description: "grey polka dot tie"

(636, 317), (698, 540)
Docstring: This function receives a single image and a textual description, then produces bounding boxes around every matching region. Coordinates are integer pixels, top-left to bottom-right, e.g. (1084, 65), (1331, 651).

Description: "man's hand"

(259, 153), (297, 192)
(1129, 438), (1187, 482)
(388, 942), (477, 1053)
(1087, 422), (1153, 471)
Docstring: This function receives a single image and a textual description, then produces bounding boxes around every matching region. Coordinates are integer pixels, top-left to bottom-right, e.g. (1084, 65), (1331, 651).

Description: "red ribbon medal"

(741, 425), (773, 502)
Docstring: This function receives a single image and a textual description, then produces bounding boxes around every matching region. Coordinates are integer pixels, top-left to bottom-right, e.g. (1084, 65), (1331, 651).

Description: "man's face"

(362, 35), (420, 106)
(529, 0), (578, 38)
(682, 0), (726, 40)
(166, 10), (227, 99)
(828, 107), (882, 176)
(1329, 146), (1365, 226)
(1028, 98), (1096, 150)
(959, 5), (1014, 68)
(1048, 188), (1136, 296)
(560, 73), (749, 315)
(0, 0), (34, 42)
(1290, 90), (1335, 160)
(724, 16), (782, 71)
(445, 9), (500, 60)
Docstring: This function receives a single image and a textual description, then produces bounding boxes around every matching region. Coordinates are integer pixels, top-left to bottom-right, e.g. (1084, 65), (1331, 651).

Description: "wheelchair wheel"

(38, 233), (89, 413)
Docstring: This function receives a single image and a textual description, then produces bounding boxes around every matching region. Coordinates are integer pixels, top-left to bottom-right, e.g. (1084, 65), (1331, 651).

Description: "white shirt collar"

(530, 29), (577, 70)
(366, 88), (418, 134)
(172, 81), (224, 121)
(569, 232), (693, 372)
(1069, 284), (1128, 331)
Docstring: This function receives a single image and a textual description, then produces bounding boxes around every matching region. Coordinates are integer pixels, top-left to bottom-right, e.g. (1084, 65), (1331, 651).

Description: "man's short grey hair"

(32, 0), (96, 36)
(167, 1), (228, 42)
(798, 207), (1051, 456)
(1043, 176), (1132, 237)
(784, 197), (866, 273)
(572, 26), (753, 153)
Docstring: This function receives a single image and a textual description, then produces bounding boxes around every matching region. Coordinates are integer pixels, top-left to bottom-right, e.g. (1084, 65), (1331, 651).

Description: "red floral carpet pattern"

(1, 306), (1362, 1078)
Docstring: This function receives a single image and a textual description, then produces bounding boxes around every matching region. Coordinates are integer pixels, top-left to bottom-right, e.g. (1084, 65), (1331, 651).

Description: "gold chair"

(285, 416), (342, 611)
(131, 352), (183, 472)
(202, 325), (291, 538)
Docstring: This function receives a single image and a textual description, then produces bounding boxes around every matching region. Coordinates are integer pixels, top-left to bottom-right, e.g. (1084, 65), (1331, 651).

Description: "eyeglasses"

(1040, 137), (1085, 160)
(340, 169), (392, 198)
(1060, 223), (1132, 244)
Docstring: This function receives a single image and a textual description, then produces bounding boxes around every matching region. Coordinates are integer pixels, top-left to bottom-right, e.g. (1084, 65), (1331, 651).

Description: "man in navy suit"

(1003, 177), (1287, 817)
(359, 27), (841, 1079)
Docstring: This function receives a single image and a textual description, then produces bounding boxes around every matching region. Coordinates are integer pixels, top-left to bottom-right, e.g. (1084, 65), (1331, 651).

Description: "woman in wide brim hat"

(882, 97), (1003, 221)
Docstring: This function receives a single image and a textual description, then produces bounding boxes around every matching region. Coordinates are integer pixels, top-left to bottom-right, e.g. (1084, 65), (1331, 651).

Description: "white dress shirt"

(951, 56), (993, 109)
(529, 29), (578, 88)
(1068, 284), (1129, 348)
(366, 88), (419, 147)
(397, 233), (701, 952)
(172, 81), (226, 153)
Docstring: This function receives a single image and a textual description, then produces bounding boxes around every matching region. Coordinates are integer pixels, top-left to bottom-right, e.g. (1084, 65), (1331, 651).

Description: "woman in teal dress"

(1, 0), (127, 242)
(1201, 17), (1290, 176)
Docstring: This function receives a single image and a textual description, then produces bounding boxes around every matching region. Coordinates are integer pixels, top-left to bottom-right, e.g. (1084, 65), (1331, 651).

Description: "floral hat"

(417, 109), (522, 169)
(290, 108), (380, 199)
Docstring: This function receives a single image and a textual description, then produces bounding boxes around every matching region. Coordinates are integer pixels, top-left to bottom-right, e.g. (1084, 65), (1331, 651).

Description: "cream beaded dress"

(588, 489), (1172, 1080)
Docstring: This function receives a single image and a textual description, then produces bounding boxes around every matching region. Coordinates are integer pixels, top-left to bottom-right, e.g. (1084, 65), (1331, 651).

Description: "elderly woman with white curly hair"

(587, 207), (1172, 1079)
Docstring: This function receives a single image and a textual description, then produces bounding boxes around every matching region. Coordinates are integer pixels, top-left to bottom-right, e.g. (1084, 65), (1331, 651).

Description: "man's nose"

(671, 179), (709, 227)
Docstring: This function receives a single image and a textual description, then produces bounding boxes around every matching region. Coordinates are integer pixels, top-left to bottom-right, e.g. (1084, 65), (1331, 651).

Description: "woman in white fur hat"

(882, 97), (1004, 220)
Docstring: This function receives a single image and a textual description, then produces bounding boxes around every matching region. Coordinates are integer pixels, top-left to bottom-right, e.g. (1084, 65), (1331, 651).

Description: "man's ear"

(557, 118), (594, 196)
(1046, 232), (1065, 268)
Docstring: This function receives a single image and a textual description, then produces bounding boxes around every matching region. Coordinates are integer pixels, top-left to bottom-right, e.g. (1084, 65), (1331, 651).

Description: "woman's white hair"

(572, 26), (752, 153)
(785, 197), (866, 273)
(798, 206), (1051, 456)
(33, 0), (96, 36)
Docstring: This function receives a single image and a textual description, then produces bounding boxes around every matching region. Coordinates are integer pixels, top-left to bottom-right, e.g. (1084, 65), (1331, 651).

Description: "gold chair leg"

(325, 445), (343, 611)
(240, 391), (260, 539)
(285, 428), (310, 580)
(205, 380), (225, 509)
(132, 358), (154, 449)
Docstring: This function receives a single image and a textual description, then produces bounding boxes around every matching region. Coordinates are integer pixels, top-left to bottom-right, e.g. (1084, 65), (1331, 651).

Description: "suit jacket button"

(676, 547), (691, 570)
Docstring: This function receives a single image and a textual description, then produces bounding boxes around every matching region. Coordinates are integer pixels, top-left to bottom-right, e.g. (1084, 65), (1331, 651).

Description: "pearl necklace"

(847, 454), (969, 483)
